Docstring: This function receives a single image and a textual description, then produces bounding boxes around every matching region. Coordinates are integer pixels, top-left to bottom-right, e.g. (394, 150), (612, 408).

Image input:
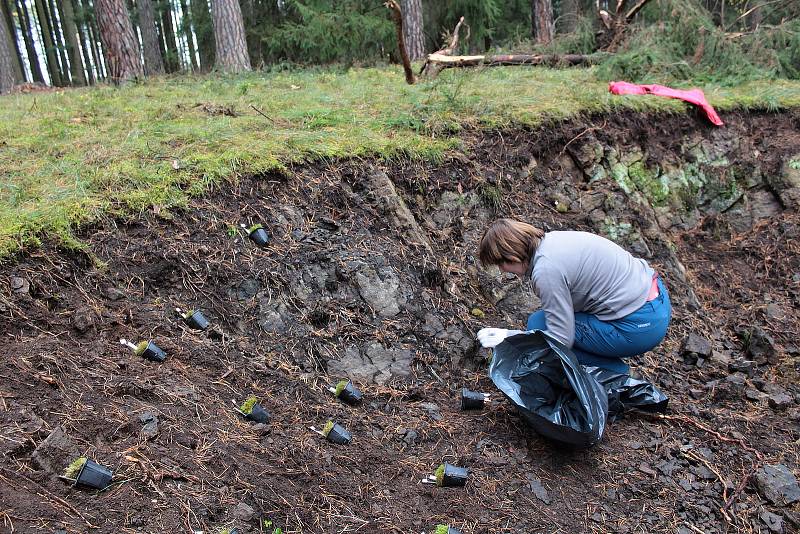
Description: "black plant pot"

(326, 423), (352, 445)
(441, 464), (468, 487)
(248, 227), (270, 247)
(140, 341), (166, 362)
(75, 459), (113, 490)
(184, 310), (210, 330)
(245, 403), (270, 423)
(335, 381), (362, 406)
(460, 388), (486, 410)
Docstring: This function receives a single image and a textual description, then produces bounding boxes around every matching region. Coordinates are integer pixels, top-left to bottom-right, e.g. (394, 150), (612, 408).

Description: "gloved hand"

(476, 327), (511, 348)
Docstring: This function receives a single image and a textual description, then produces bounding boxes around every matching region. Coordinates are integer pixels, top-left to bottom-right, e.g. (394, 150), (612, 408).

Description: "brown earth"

(1, 110), (799, 534)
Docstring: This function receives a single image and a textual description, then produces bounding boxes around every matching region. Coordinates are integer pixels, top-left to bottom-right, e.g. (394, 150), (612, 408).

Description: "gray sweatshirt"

(528, 231), (655, 348)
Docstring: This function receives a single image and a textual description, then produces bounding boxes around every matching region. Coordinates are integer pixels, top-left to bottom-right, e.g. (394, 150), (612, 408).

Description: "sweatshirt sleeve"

(532, 259), (576, 347)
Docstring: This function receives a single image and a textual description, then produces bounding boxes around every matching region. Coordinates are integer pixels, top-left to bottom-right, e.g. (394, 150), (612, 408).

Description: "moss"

(434, 463), (445, 486)
(334, 380), (349, 396)
(134, 341), (149, 356)
(610, 163), (634, 195)
(322, 420), (335, 437)
(182, 309), (195, 320)
(479, 184), (502, 210)
(63, 456), (87, 479)
(470, 308), (485, 319)
(247, 223), (263, 234)
(628, 161), (670, 207)
(239, 395), (258, 415)
(790, 158), (800, 170)
(435, 526), (450, 534)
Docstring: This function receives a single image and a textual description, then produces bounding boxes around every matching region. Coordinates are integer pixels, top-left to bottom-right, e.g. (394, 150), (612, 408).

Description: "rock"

(526, 475), (551, 505)
(710, 350), (732, 367)
(760, 510), (784, 533)
(729, 359), (756, 376)
(233, 502), (255, 523)
(745, 389), (767, 402)
(682, 333), (712, 364)
(419, 402), (442, 422)
(639, 463), (656, 476)
(741, 326), (778, 365)
(768, 393), (793, 411)
(689, 389), (704, 399)
(71, 307), (97, 334)
(32, 427), (79, 475)
(10, 276), (30, 294)
(400, 429), (418, 446)
(756, 465), (800, 506)
(236, 278), (261, 300)
(103, 286), (125, 301)
(354, 264), (405, 318)
(139, 412), (159, 439)
(258, 302), (288, 334)
(327, 343), (412, 385)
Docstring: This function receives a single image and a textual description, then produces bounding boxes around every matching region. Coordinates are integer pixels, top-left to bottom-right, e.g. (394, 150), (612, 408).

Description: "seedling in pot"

(434, 525), (463, 534)
(460, 388), (490, 410)
(310, 420), (352, 444)
(120, 338), (166, 362)
(241, 223), (270, 247)
(60, 456), (113, 490)
(421, 463), (468, 487)
(176, 307), (210, 331)
(328, 379), (362, 406)
(236, 395), (270, 423)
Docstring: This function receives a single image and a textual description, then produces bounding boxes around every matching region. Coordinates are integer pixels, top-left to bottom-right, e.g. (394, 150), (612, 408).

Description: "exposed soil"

(1, 110), (799, 534)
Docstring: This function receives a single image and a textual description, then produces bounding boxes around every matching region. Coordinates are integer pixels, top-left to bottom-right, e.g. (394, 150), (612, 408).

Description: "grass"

(1, 65), (800, 260)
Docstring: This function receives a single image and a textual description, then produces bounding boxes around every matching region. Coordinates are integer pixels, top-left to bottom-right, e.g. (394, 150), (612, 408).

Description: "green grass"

(1, 65), (800, 260)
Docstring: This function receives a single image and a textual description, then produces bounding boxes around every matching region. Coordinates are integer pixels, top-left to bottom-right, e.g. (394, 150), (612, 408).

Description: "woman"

(476, 218), (671, 373)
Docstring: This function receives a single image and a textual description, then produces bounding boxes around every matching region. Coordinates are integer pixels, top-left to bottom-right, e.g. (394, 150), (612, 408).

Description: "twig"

(250, 104), (274, 123)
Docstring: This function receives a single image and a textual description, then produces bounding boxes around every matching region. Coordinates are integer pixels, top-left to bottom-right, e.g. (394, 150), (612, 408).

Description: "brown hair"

(478, 218), (544, 267)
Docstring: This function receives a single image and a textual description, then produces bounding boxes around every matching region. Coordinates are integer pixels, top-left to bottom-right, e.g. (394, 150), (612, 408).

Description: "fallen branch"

(424, 52), (603, 69)
(420, 16), (467, 79)
(385, 0), (416, 84)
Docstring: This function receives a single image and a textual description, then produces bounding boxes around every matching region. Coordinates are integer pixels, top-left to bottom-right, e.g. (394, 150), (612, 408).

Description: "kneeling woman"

(476, 218), (671, 373)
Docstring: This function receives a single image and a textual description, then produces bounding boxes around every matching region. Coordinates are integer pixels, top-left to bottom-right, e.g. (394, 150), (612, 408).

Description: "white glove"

(477, 327), (511, 348)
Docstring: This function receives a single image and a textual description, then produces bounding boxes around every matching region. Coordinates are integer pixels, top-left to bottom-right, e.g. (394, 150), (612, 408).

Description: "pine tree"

(73, 0), (95, 83)
(48, 0), (71, 82)
(211, 0), (249, 72)
(94, 0), (142, 81)
(531, 0), (554, 44)
(401, 0), (424, 60)
(58, 0), (87, 84)
(0, 0), (17, 91)
(158, 0), (179, 71)
(1, 0), (25, 81)
(189, 0), (212, 69)
(34, 0), (63, 84)
(16, 0), (44, 81)
(135, 0), (163, 74)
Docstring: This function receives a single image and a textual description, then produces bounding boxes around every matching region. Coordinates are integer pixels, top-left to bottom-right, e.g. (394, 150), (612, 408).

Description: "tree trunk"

(58, 0), (87, 84)
(1, 0), (25, 81)
(559, 0), (579, 33)
(240, 0), (260, 68)
(86, 4), (107, 79)
(159, 0), (179, 71)
(0, 0), (17, 91)
(178, 0), (197, 70)
(94, 0), (142, 81)
(16, 0), (44, 81)
(401, 0), (424, 61)
(531, 0), (554, 44)
(48, 0), (71, 83)
(211, 0), (249, 72)
(73, 0), (94, 83)
(34, 0), (63, 84)
(189, 0), (211, 69)
(136, 0), (163, 74)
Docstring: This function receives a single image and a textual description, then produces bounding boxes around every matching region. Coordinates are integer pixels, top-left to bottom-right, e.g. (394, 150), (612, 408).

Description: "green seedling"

(63, 456), (87, 480)
(422, 462), (468, 487)
(333, 380), (348, 397)
(321, 420), (335, 437)
(434, 463), (445, 486)
(264, 519), (283, 534)
(176, 307), (195, 320)
(241, 223), (263, 235)
(435, 526), (449, 534)
(239, 395), (258, 415)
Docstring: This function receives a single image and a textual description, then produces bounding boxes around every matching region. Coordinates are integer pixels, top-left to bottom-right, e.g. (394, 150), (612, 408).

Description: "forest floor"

(1, 70), (800, 534)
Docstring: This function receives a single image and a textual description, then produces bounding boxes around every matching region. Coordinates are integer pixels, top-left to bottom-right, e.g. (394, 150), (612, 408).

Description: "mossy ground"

(1, 66), (799, 260)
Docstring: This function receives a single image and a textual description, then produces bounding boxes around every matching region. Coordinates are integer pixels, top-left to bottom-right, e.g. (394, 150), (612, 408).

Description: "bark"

(48, 0), (71, 82)
(189, 0), (212, 70)
(0, 0), (16, 92)
(531, 0), (554, 44)
(211, 0), (249, 72)
(400, 0), (423, 61)
(1, 0), (24, 81)
(135, 0), (163, 74)
(17, 0), (44, 81)
(58, 0), (87, 85)
(73, 0), (94, 83)
(159, 0), (179, 71)
(559, 0), (580, 33)
(177, 0), (197, 70)
(385, 0), (414, 84)
(95, 0), (143, 82)
(34, 0), (63, 84)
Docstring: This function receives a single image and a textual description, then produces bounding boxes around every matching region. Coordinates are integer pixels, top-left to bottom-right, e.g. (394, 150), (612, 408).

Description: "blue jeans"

(526, 277), (672, 373)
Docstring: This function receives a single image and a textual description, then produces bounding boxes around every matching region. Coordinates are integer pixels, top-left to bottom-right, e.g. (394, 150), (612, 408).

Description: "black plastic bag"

(489, 330), (608, 448)
(489, 330), (668, 448)
(587, 367), (669, 421)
